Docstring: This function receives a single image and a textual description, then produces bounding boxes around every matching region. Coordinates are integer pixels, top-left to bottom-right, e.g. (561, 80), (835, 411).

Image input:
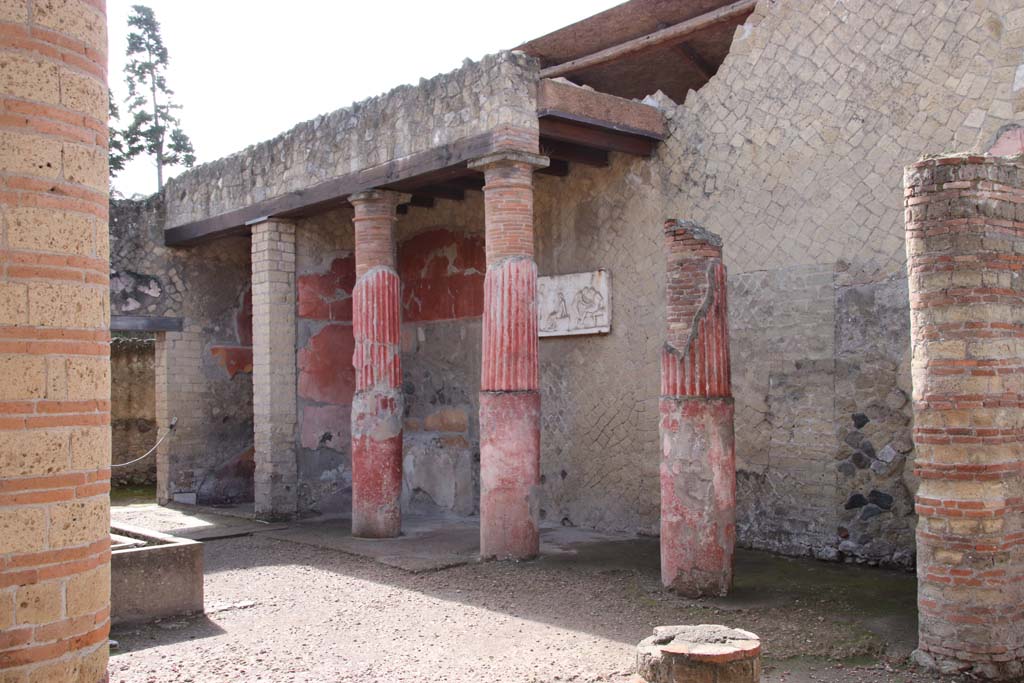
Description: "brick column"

(905, 155), (1024, 680)
(468, 151), (549, 560)
(659, 220), (735, 597)
(350, 191), (405, 538)
(251, 220), (298, 521)
(0, 0), (111, 680)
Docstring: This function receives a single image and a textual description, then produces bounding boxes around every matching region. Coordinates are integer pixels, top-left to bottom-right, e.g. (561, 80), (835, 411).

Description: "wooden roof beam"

(539, 0), (757, 79)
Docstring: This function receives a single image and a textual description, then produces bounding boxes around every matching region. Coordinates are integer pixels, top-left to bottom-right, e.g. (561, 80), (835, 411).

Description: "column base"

(351, 390), (403, 538)
(480, 390), (541, 560)
(659, 397), (736, 597)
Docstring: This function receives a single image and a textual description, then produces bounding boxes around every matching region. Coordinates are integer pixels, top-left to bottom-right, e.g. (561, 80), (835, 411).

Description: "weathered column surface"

(0, 0), (112, 679)
(251, 220), (298, 521)
(906, 155), (1024, 680)
(636, 625), (761, 683)
(659, 220), (735, 597)
(350, 191), (405, 538)
(469, 151), (549, 560)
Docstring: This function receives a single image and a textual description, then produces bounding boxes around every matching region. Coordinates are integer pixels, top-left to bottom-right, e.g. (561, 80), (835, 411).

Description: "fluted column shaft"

(350, 190), (405, 538)
(659, 219), (736, 598)
(470, 151), (549, 560)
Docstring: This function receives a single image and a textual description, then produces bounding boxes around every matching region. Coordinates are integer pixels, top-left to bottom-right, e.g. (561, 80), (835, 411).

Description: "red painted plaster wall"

(399, 229), (485, 322)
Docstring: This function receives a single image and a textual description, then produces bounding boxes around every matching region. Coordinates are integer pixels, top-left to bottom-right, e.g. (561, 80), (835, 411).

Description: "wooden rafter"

(539, 0), (757, 79)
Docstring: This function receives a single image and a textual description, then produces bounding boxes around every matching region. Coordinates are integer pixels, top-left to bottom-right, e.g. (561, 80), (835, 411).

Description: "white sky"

(107, 0), (622, 197)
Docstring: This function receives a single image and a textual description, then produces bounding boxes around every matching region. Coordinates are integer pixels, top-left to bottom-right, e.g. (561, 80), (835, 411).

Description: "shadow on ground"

(110, 503), (922, 683)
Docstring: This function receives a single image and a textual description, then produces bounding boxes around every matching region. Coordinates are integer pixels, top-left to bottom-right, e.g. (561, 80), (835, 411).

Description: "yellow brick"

(46, 357), (67, 400)
(74, 645), (109, 683)
(59, 69), (105, 120)
(28, 282), (105, 328)
(0, 429), (69, 478)
(0, 0), (29, 22)
(65, 356), (109, 401)
(0, 508), (47, 554)
(15, 581), (63, 624)
(0, 131), (61, 180)
(0, 354), (46, 401)
(32, 0), (106, 53)
(0, 589), (13, 630)
(0, 668), (28, 683)
(48, 497), (108, 548)
(7, 207), (96, 257)
(0, 53), (59, 103)
(27, 662), (72, 683)
(65, 562), (108, 617)
(0, 282), (29, 325)
(62, 143), (106, 191)
(70, 426), (109, 471)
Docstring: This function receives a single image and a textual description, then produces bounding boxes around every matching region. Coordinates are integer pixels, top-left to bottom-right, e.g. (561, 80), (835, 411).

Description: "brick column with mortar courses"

(468, 150), (549, 560)
(350, 190), (405, 538)
(905, 155), (1024, 680)
(0, 0), (112, 680)
(659, 219), (735, 598)
(251, 220), (298, 521)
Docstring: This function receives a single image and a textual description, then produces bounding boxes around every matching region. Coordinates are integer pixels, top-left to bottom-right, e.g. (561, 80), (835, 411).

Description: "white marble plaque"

(538, 270), (611, 337)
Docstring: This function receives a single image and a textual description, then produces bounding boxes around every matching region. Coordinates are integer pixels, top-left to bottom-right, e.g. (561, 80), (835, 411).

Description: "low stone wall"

(111, 336), (157, 486)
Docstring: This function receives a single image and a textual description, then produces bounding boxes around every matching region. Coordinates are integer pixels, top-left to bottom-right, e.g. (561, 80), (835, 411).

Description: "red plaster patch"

(237, 288), (253, 346)
(300, 404), (350, 451)
(989, 127), (1024, 156)
(298, 255), (356, 321)
(298, 323), (356, 404)
(399, 229), (484, 322)
(210, 346), (253, 377)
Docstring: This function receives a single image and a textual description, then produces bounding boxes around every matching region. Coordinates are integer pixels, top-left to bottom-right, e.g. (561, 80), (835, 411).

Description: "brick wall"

(0, 0), (111, 679)
(905, 155), (1024, 679)
(251, 220), (298, 520)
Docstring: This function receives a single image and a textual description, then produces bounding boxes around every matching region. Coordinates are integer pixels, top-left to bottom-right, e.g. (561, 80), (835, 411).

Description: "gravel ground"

(108, 533), (965, 683)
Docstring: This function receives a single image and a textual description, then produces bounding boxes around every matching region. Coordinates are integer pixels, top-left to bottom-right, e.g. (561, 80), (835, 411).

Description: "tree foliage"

(109, 5), (195, 191)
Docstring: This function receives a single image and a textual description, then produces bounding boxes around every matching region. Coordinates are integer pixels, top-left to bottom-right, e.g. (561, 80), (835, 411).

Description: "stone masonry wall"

(110, 199), (254, 505)
(163, 51), (540, 228)
(533, 0), (1024, 565)
(110, 336), (157, 486)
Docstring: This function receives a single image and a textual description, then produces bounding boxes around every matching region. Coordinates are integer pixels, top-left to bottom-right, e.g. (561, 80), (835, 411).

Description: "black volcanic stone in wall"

(845, 493), (868, 509)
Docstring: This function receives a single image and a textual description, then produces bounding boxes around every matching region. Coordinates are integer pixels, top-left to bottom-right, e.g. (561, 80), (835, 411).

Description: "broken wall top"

(163, 51), (540, 228)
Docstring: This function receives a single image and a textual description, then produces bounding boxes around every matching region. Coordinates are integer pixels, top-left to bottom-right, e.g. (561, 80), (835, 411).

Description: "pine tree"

(108, 91), (130, 179)
(122, 4), (195, 191)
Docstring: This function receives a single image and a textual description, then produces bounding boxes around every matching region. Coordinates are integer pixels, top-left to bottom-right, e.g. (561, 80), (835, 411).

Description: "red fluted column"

(660, 219), (736, 597)
(469, 151), (549, 560)
(350, 190), (406, 538)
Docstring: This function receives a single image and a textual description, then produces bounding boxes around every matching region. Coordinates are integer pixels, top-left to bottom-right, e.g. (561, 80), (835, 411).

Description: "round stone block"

(636, 625), (761, 683)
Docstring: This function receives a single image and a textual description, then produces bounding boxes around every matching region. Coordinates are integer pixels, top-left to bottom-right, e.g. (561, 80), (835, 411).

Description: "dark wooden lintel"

(540, 139), (609, 167)
(539, 116), (657, 157)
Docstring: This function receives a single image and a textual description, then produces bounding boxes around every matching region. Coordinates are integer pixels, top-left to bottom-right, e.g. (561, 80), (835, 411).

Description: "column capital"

(469, 150), (550, 172)
(349, 189), (411, 206)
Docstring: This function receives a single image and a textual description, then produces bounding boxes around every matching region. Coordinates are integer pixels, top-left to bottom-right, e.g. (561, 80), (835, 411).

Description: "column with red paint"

(350, 190), (405, 538)
(660, 219), (736, 597)
(469, 151), (549, 560)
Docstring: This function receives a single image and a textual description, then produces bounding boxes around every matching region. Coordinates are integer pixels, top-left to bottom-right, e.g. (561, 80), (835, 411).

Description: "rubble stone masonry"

(905, 155), (1024, 680)
(0, 0), (112, 679)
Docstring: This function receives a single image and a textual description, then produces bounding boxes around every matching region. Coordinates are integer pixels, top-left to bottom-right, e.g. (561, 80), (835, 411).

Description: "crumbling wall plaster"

(110, 336), (157, 486)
